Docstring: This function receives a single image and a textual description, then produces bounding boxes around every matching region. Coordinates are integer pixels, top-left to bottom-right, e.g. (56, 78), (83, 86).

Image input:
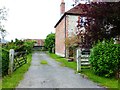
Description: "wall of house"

(55, 15), (79, 57)
(67, 15), (78, 37)
(66, 15), (78, 58)
(55, 17), (66, 57)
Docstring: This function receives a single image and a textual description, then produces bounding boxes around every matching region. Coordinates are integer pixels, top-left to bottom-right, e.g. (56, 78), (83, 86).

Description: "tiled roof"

(66, 4), (90, 15)
(54, 4), (90, 28)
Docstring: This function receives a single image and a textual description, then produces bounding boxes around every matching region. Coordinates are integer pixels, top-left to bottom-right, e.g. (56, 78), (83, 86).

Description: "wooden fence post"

(76, 48), (81, 72)
(8, 49), (14, 75)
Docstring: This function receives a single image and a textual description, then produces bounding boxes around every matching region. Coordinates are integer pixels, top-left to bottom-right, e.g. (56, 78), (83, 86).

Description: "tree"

(65, 34), (79, 49)
(0, 29), (7, 40)
(76, 2), (120, 48)
(89, 2), (120, 41)
(44, 33), (55, 53)
(0, 7), (8, 42)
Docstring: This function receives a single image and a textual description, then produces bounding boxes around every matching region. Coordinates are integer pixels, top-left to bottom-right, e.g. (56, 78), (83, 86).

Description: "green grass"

(48, 52), (118, 89)
(80, 69), (118, 88)
(0, 79), (2, 89)
(2, 53), (32, 88)
(47, 53), (77, 70)
(40, 60), (48, 65)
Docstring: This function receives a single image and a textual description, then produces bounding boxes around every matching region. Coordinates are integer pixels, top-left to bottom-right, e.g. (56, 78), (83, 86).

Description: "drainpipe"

(65, 15), (66, 57)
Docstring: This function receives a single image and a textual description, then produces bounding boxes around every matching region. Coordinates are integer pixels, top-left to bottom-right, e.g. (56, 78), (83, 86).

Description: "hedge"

(1, 48), (9, 77)
(89, 39), (120, 78)
(1, 39), (35, 77)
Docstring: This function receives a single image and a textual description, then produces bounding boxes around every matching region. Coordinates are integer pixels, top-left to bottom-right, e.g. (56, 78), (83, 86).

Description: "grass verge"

(48, 52), (118, 88)
(40, 60), (48, 65)
(0, 78), (2, 89)
(2, 53), (32, 88)
(47, 52), (77, 70)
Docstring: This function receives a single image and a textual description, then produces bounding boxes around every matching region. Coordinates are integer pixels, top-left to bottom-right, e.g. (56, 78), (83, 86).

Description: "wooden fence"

(8, 49), (27, 74)
(76, 48), (90, 72)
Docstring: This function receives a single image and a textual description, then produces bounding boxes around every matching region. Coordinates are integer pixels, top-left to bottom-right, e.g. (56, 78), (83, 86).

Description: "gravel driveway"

(16, 51), (106, 89)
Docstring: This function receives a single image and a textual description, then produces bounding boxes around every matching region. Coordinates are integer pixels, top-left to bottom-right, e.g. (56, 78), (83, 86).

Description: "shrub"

(1, 39), (35, 77)
(23, 40), (35, 54)
(3, 39), (35, 53)
(89, 39), (120, 78)
(1, 48), (9, 77)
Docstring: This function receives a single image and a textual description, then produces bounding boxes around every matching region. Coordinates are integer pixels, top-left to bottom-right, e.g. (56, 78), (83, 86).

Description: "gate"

(8, 49), (27, 74)
(13, 51), (27, 71)
(76, 48), (90, 72)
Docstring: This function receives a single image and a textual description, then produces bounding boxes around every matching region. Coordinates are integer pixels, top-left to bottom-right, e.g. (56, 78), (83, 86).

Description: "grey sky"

(0, 0), (76, 41)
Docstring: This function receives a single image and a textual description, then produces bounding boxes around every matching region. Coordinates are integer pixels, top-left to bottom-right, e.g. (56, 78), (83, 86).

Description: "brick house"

(25, 39), (44, 47)
(33, 39), (44, 47)
(54, 0), (90, 57)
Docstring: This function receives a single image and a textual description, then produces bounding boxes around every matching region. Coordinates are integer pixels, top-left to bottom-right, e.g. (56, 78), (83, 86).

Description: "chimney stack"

(60, 0), (65, 15)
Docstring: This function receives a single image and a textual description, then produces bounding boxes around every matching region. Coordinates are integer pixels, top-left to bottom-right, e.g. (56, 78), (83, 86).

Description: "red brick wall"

(55, 15), (77, 57)
(34, 39), (44, 46)
(55, 17), (67, 57)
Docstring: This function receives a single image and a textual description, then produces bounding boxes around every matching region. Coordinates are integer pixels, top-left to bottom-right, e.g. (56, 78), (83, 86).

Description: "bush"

(1, 39), (35, 77)
(89, 39), (120, 78)
(3, 39), (35, 53)
(1, 48), (9, 77)
(23, 40), (35, 54)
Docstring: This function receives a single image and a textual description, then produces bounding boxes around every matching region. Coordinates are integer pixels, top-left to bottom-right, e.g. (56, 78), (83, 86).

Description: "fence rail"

(76, 49), (90, 72)
(13, 51), (27, 71)
(8, 49), (27, 74)
(80, 55), (90, 66)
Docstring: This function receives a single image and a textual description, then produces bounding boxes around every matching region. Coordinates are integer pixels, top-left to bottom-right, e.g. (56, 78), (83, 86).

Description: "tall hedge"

(1, 48), (9, 77)
(89, 39), (120, 78)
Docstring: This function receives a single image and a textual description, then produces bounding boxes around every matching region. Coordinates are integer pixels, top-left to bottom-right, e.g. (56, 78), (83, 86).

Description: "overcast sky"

(0, 0), (77, 41)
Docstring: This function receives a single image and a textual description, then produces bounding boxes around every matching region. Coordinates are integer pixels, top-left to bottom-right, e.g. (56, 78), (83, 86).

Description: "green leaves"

(2, 39), (35, 77)
(44, 33), (55, 53)
(89, 39), (120, 78)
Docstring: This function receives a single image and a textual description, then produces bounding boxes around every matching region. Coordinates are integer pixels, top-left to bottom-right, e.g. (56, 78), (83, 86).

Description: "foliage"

(65, 34), (79, 49)
(76, 2), (120, 48)
(44, 33), (55, 53)
(2, 53), (32, 88)
(1, 48), (9, 77)
(89, 39), (120, 78)
(23, 40), (35, 54)
(0, 7), (8, 21)
(88, 2), (120, 43)
(3, 39), (35, 53)
(2, 39), (35, 77)
(80, 69), (118, 88)
(0, 7), (8, 40)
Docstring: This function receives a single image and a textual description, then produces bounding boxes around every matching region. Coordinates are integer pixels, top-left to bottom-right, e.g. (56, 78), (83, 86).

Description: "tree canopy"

(0, 7), (8, 41)
(77, 2), (120, 48)
(44, 33), (55, 53)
